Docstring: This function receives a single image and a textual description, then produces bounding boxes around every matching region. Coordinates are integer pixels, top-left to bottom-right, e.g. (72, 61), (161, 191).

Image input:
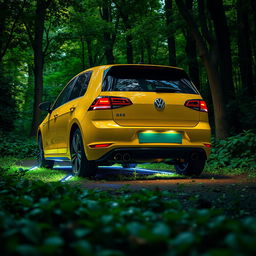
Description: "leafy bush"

(0, 131), (37, 158)
(1, 169), (256, 255)
(208, 130), (256, 169)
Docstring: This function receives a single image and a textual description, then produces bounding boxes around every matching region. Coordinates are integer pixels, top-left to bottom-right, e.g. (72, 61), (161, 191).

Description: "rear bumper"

(80, 117), (211, 161)
(96, 147), (207, 164)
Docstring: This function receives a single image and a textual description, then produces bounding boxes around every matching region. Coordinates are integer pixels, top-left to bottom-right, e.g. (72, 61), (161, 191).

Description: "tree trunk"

(250, 0), (256, 92)
(185, 0), (200, 89)
(146, 41), (152, 64)
(81, 37), (85, 70)
(101, 0), (115, 64)
(30, 0), (47, 137)
(125, 31), (133, 64)
(164, 0), (176, 66)
(237, 0), (254, 96)
(140, 44), (144, 63)
(0, 3), (5, 62)
(207, 0), (235, 100)
(175, 0), (229, 139)
(86, 39), (93, 67)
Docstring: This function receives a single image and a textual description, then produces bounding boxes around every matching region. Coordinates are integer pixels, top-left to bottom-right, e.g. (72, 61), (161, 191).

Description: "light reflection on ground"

(53, 164), (176, 182)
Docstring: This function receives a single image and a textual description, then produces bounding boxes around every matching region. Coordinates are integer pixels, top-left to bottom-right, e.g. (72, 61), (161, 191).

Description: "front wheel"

(38, 135), (54, 169)
(174, 155), (206, 177)
(70, 129), (97, 177)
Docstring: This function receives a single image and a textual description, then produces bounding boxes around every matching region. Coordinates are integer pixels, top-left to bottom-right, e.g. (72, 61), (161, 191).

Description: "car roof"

(81, 64), (184, 73)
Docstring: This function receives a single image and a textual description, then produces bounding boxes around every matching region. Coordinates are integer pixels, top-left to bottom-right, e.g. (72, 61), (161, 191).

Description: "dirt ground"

(18, 159), (256, 216)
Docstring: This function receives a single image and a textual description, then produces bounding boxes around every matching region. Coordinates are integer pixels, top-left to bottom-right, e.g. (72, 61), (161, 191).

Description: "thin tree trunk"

(250, 0), (256, 92)
(0, 3), (5, 62)
(81, 37), (85, 70)
(101, 0), (115, 64)
(140, 44), (144, 63)
(146, 41), (152, 64)
(207, 0), (235, 100)
(86, 39), (93, 67)
(237, 0), (254, 96)
(175, 0), (229, 139)
(30, 0), (47, 137)
(126, 31), (133, 64)
(185, 0), (200, 89)
(164, 0), (176, 66)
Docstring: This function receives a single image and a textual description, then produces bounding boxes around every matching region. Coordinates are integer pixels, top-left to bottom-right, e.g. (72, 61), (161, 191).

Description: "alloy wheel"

(71, 133), (82, 175)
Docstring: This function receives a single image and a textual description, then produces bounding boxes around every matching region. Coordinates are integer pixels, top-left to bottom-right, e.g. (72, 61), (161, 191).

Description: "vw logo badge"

(154, 98), (165, 111)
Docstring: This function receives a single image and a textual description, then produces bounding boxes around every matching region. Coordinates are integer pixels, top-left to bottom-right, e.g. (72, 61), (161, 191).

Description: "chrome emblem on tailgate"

(154, 98), (165, 111)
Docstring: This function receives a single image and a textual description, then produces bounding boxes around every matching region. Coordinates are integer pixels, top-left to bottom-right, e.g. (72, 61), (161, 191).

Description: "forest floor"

(11, 158), (256, 216)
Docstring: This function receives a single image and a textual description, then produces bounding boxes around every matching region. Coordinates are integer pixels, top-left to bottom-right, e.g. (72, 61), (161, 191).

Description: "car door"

(44, 78), (76, 155)
(56, 71), (92, 153)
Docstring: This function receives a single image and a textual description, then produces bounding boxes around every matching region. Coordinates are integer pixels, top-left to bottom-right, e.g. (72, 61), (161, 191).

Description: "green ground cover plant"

(207, 130), (256, 172)
(0, 132), (37, 158)
(1, 167), (256, 256)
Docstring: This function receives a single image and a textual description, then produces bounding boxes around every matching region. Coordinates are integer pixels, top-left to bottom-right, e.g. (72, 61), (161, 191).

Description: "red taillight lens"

(89, 143), (112, 148)
(89, 97), (111, 110)
(199, 101), (208, 112)
(185, 100), (208, 112)
(111, 97), (132, 108)
(88, 97), (132, 111)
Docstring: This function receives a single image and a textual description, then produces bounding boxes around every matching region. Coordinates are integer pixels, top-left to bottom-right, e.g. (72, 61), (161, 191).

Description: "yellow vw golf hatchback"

(38, 64), (211, 177)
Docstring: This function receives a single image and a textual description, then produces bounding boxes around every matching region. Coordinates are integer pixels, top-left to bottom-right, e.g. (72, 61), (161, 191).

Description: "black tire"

(174, 155), (206, 176)
(38, 135), (54, 169)
(122, 163), (137, 168)
(70, 129), (97, 177)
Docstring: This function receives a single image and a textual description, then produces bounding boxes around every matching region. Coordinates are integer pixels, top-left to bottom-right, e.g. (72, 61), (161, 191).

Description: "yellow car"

(38, 64), (211, 177)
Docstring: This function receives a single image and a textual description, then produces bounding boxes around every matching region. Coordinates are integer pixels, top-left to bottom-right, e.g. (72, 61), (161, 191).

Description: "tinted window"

(102, 66), (198, 94)
(69, 71), (92, 101)
(52, 78), (76, 110)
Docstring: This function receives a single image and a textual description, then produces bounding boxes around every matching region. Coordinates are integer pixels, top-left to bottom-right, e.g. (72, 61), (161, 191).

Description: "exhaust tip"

(123, 153), (131, 162)
(114, 153), (122, 161)
(190, 152), (199, 160)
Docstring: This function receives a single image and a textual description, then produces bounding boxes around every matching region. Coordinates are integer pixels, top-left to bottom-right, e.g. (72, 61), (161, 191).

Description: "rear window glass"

(102, 66), (198, 94)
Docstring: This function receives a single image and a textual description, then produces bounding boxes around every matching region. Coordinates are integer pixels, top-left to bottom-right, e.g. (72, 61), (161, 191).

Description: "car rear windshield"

(102, 66), (198, 94)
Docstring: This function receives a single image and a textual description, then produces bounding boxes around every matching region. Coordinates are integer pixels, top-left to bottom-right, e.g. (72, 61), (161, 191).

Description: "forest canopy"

(0, 0), (255, 139)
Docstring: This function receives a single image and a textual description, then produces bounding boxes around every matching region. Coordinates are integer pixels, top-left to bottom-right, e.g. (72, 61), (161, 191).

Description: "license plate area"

(138, 132), (182, 144)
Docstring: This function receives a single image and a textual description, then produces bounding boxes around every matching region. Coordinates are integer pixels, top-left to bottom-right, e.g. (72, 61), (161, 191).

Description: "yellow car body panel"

(38, 64), (211, 165)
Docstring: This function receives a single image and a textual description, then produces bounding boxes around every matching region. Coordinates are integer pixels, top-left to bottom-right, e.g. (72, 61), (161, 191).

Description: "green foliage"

(208, 130), (256, 169)
(0, 66), (18, 132)
(0, 169), (256, 255)
(0, 132), (37, 158)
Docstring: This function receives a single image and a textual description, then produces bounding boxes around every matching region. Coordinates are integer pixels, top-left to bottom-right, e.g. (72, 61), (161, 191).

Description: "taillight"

(89, 143), (112, 148)
(88, 96), (132, 111)
(184, 99), (208, 112)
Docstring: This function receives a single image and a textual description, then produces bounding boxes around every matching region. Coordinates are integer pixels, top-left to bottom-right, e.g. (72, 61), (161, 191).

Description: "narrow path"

(16, 159), (256, 215)
(18, 159), (256, 191)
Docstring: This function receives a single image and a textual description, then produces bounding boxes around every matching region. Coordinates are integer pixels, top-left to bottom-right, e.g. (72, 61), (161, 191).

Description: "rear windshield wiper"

(155, 86), (181, 92)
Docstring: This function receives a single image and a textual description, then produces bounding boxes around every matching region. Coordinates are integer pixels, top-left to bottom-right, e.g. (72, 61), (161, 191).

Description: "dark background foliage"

(0, 0), (255, 138)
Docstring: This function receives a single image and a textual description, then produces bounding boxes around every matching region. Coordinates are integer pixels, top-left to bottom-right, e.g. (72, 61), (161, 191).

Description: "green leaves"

(1, 169), (256, 255)
(0, 132), (37, 158)
(208, 130), (256, 170)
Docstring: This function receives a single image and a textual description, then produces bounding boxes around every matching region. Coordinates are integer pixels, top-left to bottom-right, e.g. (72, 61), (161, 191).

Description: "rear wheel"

(174, 155), (206, 176)
(38, 135), (54, 169)
(122, 163), (137, 168)
(70, 129), (97, 177)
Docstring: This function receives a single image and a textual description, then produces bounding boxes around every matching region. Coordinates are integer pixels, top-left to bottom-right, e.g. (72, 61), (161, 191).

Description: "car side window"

(69, 71), (92, 101)
(52, 78), (76, 110)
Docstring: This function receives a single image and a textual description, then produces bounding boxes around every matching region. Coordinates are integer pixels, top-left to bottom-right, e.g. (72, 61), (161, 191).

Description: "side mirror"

(38, 101), (52, 113)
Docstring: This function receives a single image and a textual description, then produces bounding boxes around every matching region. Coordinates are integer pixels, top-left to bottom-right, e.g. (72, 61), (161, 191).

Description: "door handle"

(54, 114), (59, 118)
(70, 106), (76, 112)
